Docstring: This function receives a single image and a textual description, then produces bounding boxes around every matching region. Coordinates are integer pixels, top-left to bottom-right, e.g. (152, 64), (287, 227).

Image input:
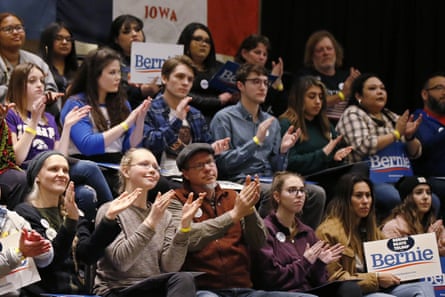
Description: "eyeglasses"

(191, 36), (211, 45)
(285, 187), (306, 196)
(426, 85), (445, 92)
(244, 78), (271, 87)
(0, 24), (25, 34)
(187, 159), (216, 170)
(129, 162), (161, 172)
(55, 35), (73, 42)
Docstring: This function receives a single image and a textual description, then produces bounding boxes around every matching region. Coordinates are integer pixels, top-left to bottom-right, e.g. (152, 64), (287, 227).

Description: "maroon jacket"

(174, 184), (265, 289)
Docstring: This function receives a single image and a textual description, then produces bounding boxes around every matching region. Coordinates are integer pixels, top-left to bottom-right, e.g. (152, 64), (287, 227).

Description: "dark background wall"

(261, 0), (445, 113)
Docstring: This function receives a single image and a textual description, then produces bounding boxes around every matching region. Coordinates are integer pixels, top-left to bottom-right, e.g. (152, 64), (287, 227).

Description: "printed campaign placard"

(423, 257), (445, 297)
(364, 233), (441, 281)
(129, 42), (184, 84)
(367, 142), (413, 184)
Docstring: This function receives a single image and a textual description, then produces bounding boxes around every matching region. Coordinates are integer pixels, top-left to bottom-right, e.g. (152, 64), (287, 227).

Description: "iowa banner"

(113, 0), (259, 56)
(0, 0), (259, 57)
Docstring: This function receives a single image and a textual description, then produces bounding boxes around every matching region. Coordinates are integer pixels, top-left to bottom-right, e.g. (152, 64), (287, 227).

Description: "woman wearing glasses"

(94, 147), (202, 297)
(39, 22), (78, 94)
(250, 171), (361, 297)
(0, 12), (59, 103)
(177, 22), (234, 123)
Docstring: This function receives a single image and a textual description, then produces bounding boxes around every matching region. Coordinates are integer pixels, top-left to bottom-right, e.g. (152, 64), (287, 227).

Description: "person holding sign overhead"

(315, 174), (434, 297)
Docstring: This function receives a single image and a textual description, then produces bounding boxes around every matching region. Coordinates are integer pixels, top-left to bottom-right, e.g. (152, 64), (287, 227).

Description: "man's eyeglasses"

(426, 85), (445, 92)
(187, 159), (216, 170)
(285, 187), (306, 196)
(55, 35), (73, 42)
(0, 25), (24, 34)
(191, 36), (211, 45)
(244, 78), (271, 87)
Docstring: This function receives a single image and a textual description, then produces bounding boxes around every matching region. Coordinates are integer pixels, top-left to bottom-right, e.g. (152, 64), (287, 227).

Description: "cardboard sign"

(129, 42), (184, 84)
(364, 233), (441, 281)
(209, 61), (278, 94)
(423, 257), (445, 297)
(367, 142), (413, 184)
(0, 232), (40, 294)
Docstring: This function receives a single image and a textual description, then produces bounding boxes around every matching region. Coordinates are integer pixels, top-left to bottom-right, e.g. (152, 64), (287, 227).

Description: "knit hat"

(395, 176), (430, 201)
(26, 151), (65, 189)
(176, 143), (214, 171)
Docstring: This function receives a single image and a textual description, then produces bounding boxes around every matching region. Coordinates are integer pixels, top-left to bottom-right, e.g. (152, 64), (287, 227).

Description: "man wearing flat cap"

(168, 143), (316, 297)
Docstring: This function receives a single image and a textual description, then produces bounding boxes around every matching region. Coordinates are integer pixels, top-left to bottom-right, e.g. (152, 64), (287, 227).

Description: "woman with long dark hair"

(316, 174), (434, 297)
(381, 176), (445, 255)
(108, 14), (159, 109)
(39, 21), (78, 93)
(177, 22), (234, 122)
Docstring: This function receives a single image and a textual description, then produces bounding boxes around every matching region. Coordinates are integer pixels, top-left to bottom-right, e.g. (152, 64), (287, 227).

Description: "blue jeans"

(196, 288), (317, 297)
(69, 160), (113, 221)
(0, 168), (27, 210)
(387, 281), (434, 297)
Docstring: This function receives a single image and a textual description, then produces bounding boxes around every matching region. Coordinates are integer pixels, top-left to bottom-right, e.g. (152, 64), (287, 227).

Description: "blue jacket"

(413, 109), (445, 176)
(142, 94), (212, 161)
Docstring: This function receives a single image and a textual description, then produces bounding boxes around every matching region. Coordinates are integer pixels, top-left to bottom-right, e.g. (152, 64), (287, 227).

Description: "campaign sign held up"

(130, 42), (184, 84)
(364, 233), (441, 281)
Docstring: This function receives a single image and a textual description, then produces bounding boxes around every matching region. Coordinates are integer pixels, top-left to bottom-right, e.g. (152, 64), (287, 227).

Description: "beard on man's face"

(427, 95), (445, 115)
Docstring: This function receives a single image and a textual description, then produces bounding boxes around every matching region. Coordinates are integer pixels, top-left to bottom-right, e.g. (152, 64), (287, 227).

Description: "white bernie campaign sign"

(364, 233), (441, 281)
(129, 42), (184, 84)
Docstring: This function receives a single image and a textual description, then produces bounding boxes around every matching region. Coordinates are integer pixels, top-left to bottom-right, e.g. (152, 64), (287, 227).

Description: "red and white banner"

(113, 0), (259, 57)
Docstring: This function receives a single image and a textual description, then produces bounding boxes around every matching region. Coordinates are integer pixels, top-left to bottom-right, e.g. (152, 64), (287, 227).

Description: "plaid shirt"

(142, 95), (212, 160)
(336, 105), (399, 162)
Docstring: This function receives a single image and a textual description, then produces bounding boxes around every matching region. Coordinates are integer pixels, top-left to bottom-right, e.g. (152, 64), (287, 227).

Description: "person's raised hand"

(63, 181), (80, 221)
(144, 190), (175, 229)
(175, 96), (192, 120)
(280, 126), (301, 154)
(105, 188), (142, 220)
(180, 192), (204, 229)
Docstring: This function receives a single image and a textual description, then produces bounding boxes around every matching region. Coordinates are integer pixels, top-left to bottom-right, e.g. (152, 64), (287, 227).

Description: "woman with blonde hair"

(94, 147), (203, 297)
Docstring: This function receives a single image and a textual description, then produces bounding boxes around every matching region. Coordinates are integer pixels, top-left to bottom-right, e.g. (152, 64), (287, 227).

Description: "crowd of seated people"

(0, 10), (442, 297)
